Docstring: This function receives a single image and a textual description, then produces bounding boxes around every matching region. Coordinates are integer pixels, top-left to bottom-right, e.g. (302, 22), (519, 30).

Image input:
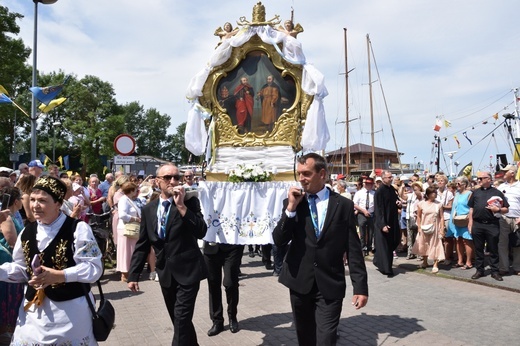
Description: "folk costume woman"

(0, 176), (103, 345)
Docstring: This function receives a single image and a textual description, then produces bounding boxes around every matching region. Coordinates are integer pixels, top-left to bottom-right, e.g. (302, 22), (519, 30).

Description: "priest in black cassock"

(373, 170), (402, 277)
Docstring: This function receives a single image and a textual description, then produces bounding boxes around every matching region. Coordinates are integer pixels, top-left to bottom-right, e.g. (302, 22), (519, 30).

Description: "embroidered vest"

(22, 216), (89, 302)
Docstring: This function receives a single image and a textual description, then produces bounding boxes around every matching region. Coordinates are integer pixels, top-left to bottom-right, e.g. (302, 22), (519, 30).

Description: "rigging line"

(477, 134), (494, 172)
(439, 111), (511, 141)
(368, 39), (403, 173)
(456, 120), (506, 160)
(446, 90), (513, 121)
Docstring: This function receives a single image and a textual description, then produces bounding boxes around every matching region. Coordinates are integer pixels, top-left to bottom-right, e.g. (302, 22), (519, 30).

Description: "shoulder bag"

(84, 280), (115, 341)
(122, 198), (141, 239)
(421, 223), (435, 235)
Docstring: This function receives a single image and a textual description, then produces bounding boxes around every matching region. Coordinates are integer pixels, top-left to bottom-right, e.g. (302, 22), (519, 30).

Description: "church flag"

(29, 84), (64, 105)
(0, 93), (12, 104)
(39, 97), (67, 113)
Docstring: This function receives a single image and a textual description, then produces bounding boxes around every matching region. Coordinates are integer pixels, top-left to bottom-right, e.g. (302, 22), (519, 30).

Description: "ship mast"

(344, 28), (350, 176)
(367, 34), (376, 172)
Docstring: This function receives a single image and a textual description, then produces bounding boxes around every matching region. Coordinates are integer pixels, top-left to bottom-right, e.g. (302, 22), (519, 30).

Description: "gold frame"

(199, 35), (313, 150)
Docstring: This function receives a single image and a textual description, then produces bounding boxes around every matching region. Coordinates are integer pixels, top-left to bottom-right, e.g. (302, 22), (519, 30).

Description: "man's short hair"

(298, 153), (327, 173)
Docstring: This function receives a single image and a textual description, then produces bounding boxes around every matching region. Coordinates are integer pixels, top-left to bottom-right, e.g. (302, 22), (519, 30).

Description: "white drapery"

(184, 25), (330, 157)
(198, 181), (294, 244)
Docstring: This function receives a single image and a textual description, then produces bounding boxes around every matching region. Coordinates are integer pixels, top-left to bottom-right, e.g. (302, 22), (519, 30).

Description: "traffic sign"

(114, 155), (135, 165)
(114, 134), (135, 156)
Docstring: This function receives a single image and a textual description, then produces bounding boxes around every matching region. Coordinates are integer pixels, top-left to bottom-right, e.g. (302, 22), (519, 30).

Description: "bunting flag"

(57, 156), (64, 169)
(38, 97), (67, 113)
(66, 171), (73, 177)
(458, 162), (472, 179)
(493, 113), (499, 120)
(29, 85), (64, 105)
(103, 166), (107, 174)
(462, 131), (472, 145)
(433, 119), (442, 132)
(0, 85), (9, 95)
(0, 93), (12, 104)
(43, 155), (51, 167)
(454, 135), (461, 149)
(63, 155), (70, 170)
(444, 119), (451, 128)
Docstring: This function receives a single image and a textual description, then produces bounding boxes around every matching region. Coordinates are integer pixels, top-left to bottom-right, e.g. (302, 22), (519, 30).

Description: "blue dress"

(448, 191), (472, 240)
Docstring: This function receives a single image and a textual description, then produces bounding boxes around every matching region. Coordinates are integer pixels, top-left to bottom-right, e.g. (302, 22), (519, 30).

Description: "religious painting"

(216, 51), (297, 135)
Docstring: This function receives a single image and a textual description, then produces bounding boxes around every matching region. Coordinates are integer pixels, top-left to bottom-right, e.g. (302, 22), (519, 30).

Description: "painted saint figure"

(257, 75), (280, 131)
(233, 76), (254, 134)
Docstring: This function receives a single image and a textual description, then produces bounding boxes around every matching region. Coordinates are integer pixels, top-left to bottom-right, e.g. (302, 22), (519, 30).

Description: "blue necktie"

(160, 200), (171, 239)
(308, 194), (320, 238)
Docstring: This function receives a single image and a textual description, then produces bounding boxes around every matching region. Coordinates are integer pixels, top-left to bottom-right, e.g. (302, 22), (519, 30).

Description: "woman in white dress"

(0, 176), (103, 345)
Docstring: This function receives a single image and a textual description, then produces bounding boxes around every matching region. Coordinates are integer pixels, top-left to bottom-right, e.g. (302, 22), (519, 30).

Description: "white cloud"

(4, 0), (520, 174)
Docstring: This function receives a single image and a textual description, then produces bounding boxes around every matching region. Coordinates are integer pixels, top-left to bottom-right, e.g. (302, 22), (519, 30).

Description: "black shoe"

(248, 251), (255, 258)
(265, 262), (273, 270)
(471, 271), (484, 280)
(491, 272), (503, 281)
(207, 321), (224, 336)
(229, 318), (239, 333)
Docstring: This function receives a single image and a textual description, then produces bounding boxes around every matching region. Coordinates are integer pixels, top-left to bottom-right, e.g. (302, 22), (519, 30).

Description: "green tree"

(0, 5), (32, 166)
(64, 75), (125, 176)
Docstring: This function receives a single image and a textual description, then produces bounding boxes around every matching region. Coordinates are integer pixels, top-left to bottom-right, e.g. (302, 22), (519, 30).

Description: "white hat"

(72, 183), (82, 192)
(138, 185), (153, 199)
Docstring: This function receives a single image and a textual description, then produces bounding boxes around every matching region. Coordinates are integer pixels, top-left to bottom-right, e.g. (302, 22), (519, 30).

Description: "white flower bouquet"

(228, 163), (272, 183)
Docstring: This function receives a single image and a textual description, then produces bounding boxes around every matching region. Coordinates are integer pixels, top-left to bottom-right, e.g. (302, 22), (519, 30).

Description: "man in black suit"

(128, 163), (208, 345)
(203, 242), (244, 336)
(273, 153), (369, 346)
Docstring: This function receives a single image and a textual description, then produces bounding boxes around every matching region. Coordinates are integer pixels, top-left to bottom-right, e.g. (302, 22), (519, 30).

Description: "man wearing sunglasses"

(468, 171), (509, 281)
(183, 169), (198, 188)
(128, 163), (208, 345)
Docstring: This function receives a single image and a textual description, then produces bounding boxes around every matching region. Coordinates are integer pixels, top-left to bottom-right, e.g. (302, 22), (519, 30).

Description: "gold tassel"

(24, 290), (46, 311)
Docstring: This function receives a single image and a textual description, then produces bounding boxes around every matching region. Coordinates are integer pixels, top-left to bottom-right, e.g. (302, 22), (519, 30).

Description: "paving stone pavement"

(97, 250), (520, 346)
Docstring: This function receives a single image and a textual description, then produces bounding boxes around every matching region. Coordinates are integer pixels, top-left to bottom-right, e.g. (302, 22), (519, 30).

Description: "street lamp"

(30, 0), (59, 160)
(52, 121), (60, 162)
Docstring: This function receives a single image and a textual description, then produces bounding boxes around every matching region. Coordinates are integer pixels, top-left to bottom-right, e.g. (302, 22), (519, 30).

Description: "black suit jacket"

(128, 197), (208, 287)
(273, 191), (368, 300)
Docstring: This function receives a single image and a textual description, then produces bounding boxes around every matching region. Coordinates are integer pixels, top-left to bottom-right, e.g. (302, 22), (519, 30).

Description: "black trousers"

(289, 284), (343, 346)
(204, 244), (244, 322)
(161, 278), (200, 346)
(357, 214), (374, 251)
(472, 221), (500, 273)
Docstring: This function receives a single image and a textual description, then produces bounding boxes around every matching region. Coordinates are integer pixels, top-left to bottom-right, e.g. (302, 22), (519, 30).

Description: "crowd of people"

(1, 156), (520, 345)
(328, 165), (520, 282)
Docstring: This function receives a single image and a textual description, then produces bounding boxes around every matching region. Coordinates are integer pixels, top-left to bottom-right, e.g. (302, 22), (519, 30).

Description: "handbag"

(122, 198), (141, 238)
(84, 280), (115, 341)
(453, 213), (469, 227)
(123, 222), (140, 238)
(421, 223), (435, 235)
(510, 228), (520, 248)
(408, 216), (418, 232)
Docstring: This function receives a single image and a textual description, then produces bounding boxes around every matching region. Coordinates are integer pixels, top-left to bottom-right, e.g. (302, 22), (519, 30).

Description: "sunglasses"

(158, 174), (181, 181)
(184, 175), (193, 178)
(476, 177), (490, 181)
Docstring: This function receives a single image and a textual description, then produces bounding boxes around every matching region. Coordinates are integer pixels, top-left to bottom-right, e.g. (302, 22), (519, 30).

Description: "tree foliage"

(0, 5), (197, 174)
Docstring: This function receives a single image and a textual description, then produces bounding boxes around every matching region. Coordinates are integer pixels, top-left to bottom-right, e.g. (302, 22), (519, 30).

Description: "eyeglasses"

(158, 174), (181, 181)
(476, 176), (490, 181)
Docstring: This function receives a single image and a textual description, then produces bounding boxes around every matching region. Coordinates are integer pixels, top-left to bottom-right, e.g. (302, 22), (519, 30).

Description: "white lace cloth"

(199, 181), (295, 244)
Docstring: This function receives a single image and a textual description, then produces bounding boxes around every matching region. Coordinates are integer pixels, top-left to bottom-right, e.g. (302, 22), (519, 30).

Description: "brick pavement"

(98, 250), (520, 346)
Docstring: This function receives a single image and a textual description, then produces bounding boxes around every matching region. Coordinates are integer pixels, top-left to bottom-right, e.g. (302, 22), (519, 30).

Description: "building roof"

(326, 143), (403, 157)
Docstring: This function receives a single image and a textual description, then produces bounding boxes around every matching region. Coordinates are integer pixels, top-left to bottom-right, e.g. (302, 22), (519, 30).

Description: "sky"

(3, 0), (520, 176)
